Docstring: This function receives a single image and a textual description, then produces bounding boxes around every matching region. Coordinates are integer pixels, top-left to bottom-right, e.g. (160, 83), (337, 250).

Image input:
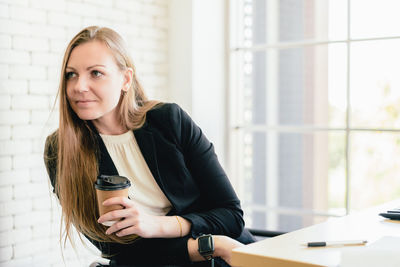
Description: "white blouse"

(99, 131), (172, 216)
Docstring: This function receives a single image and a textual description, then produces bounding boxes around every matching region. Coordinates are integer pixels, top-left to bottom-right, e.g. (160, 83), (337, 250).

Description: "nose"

(74, 77), (89, 93)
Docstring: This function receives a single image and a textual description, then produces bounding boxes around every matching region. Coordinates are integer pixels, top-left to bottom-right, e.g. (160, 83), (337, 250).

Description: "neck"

(92, 117), (128, 135)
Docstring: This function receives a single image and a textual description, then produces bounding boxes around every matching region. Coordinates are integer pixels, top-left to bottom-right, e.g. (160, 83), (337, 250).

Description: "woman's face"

(65, 40), (131, 131)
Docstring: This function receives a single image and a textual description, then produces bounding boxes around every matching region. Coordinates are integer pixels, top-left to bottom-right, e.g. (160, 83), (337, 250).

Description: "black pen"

(304, 240), (368, 247)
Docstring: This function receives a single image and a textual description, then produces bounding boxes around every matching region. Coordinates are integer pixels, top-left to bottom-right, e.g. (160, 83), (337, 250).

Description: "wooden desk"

(232, 199), (400, 267)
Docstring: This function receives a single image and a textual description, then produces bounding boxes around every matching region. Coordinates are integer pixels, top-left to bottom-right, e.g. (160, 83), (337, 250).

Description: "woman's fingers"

(115, 225), (136, 237)
(97, 198), (158, 238)
(97, 197), (141, 236)
(97, 207), (137, 225)
(97, 196), (136, 224)
(102, 196), (132, 207)
(105, 217), (137, 235)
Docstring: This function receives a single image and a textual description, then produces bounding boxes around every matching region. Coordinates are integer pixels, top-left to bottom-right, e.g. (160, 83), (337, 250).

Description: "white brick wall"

(0, 0), (170, 266)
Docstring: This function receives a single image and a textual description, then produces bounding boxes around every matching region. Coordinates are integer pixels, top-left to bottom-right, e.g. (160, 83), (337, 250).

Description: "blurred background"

(0, 0), (400, 266)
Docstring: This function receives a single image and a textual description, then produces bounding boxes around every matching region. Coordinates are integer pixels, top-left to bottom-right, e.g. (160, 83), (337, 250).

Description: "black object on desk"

(379, 212), (400, 220)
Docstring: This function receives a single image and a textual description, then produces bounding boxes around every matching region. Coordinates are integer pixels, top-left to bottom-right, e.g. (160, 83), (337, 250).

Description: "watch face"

(199, 235), (214, 253)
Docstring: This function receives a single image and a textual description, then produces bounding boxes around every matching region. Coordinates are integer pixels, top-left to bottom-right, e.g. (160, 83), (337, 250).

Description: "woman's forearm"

(157, 218), (244, 265)
(156, 215), (191, 238)
(187, 235), (244, 265)
(187, 237), (206, 262)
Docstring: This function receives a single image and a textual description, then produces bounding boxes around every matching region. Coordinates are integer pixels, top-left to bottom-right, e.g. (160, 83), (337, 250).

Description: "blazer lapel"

(133, 127), (163, 186)
(96, 134), (119, 176)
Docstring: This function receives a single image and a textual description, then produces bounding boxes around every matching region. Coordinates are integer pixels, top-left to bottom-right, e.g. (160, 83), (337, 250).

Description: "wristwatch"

(198, 234), (214, 260)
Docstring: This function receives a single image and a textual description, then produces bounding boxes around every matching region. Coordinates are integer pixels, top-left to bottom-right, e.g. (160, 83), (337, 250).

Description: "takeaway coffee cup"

(95, 174), (131, 226)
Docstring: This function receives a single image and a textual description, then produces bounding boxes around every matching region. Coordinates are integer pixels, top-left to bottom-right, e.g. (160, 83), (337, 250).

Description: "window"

(229, 0), (400, 232)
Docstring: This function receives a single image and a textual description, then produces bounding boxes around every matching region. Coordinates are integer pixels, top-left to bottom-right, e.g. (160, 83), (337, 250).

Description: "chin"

(75, 112), (100, 121)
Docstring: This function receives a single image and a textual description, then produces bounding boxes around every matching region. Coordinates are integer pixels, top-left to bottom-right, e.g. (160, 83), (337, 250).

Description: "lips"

(75, 99), (97, 107)
(76, 100), (95, 103)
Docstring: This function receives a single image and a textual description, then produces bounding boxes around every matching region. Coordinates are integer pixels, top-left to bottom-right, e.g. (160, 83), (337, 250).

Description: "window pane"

(350, 132), (400, 210)
(233, 0), (347, 47)
(350, 39), (400, 128)
(351, 0), (400, 39)
(238, 130), (346, 231)
(232, 44), (347, 127)
(244, 209), (333, 233)
(276, 214), (329, 232)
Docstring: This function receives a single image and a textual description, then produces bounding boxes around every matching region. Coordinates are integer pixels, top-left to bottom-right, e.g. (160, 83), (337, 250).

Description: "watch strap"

(201, 252), (213, 261)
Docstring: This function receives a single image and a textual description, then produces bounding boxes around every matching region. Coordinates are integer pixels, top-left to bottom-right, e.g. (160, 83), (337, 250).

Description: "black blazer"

(45, 103), (252, 266)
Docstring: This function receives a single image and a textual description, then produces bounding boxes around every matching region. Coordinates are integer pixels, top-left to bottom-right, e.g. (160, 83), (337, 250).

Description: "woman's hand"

(213, 235), (244, 266)
(97, 196), (161, 238)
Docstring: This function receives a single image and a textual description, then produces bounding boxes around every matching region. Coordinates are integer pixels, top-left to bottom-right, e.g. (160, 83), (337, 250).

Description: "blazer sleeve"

(168, 104), (245, 238)
(110, 236), (191, 265)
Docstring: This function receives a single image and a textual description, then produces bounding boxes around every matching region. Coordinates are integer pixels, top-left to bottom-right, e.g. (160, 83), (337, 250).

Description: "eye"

(65, 72), (76, 80)
(91, 70), (103, 78)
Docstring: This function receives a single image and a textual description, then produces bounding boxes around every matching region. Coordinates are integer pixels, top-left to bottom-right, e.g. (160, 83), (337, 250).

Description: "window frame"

(227, 0), (400, 230)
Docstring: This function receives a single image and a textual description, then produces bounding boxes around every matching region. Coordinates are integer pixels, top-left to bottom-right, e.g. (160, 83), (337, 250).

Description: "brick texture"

(0, 0), (170, 266)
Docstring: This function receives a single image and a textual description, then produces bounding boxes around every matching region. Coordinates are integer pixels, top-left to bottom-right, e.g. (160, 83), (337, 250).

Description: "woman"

(44, 26), (255, 267)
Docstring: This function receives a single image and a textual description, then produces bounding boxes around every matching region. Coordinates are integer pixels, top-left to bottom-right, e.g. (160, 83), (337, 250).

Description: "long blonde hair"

(48, 26), (160, 245)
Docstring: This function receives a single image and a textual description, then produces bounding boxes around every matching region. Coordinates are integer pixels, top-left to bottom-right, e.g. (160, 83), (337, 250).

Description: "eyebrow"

(65, 64), (106, 70)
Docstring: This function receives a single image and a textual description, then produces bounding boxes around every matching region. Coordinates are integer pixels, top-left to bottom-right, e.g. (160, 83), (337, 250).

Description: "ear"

(122, 67), (134, 93)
